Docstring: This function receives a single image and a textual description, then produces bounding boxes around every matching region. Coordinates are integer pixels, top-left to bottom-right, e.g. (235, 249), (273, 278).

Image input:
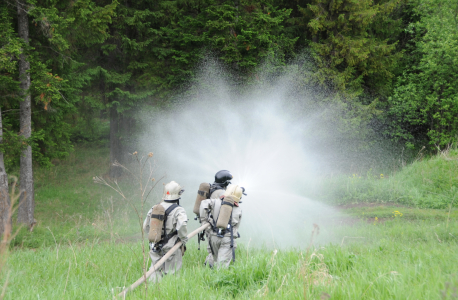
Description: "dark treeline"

(0, 0), (458, 224)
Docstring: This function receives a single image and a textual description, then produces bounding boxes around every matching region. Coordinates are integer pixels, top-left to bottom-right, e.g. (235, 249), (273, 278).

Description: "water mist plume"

(138, 60), (347, 248)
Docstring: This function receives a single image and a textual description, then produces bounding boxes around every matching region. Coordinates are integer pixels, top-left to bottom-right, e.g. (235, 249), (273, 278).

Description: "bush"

(307, 149), (458, 209)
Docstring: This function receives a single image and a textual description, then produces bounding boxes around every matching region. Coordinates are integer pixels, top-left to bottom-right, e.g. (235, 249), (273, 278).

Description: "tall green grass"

(4, 144), (458, 299)
(307, 149), (458, 209)
(3, 217), (458, 299)
(11, 145), (142, 248)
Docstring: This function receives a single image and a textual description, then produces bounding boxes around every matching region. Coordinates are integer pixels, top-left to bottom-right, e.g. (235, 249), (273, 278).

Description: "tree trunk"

(119, 114), (136, 164)
(16, 0), (35, 227)
(109, 106), (123, 178)
(0, 107), (11, 236)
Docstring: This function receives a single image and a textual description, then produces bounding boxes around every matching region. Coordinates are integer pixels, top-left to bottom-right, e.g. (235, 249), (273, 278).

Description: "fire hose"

(118, 223), (210, 298)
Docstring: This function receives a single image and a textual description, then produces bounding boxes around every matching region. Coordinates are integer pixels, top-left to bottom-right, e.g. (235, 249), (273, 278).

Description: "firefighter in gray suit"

(203, 170), (233, 267)
(200, 184), (244, 268)
(143, 181), (188, 282)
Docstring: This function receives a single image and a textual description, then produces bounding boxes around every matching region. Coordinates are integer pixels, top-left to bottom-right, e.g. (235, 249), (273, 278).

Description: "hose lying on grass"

(118, 223), (210, 298)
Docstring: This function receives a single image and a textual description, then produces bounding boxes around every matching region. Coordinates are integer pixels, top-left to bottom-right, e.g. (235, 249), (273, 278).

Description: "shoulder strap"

(161, 204), (180, 244)
(165, 203), (179, 216)
(209, 198), (223, 231)
(209, 184), (223, 198)
(213, 198), (223, 222)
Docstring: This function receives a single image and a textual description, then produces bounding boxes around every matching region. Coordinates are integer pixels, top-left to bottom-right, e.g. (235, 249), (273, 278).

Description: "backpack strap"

(209, 197), (223, 233)
(229, 211), (235, 263)
(198, 189), (210, 198)
(161, 204), (179, 244)
(209, 183), (224, 198)
(165, 203), (179, 215)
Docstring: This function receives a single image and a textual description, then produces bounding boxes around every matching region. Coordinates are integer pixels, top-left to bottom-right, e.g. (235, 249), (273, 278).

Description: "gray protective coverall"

(200, 195), (242, 268)
(203, 189), (224, 267)
(143, 202), (188, 282)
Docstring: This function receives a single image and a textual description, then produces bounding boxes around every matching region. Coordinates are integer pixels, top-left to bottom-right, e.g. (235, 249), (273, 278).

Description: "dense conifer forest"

(0, 2), (457, 298)
(1, 0), (458, 225)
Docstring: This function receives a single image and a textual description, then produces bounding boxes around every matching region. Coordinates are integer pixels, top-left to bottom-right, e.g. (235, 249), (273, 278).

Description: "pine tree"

(0, 0), (117, 224)
(76, 0), (297, 178)
(304, 0), (402, 97)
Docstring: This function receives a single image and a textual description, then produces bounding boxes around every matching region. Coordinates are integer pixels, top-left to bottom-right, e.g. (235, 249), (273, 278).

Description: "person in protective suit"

(210, 170), (233, 198)
(203, 170), (233, 267)
(143, 181), (188, 282)
(200, 184), (244, 268)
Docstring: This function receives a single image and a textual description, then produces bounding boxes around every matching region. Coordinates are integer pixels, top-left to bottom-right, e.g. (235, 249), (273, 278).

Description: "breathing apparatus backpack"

(193, 183), (226, 216)
(216, 195), (236, 229)
(212, 184), (243, 263)
(194, 183), (227, 250)
(193, 183), (211, 215)
(211, 185), (242, 236)
(148, 203), (180, 245)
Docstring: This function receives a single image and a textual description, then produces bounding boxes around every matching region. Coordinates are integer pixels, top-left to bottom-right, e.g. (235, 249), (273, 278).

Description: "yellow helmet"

(223, 184), (243, 203)
(163, 181), (184, 201)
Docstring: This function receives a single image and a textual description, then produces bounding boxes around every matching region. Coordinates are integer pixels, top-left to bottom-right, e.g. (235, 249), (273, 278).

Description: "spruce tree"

(304, 0), (402, 97)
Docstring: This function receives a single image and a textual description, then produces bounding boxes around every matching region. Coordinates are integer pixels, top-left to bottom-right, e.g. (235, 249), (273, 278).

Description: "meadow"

(305, 148), (458, 210)
(2, 146), (458, 299)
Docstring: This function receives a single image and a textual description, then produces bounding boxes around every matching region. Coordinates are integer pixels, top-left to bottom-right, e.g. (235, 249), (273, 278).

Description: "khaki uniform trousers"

(148, 239), (183, 282)
(206, 232), (236, 268)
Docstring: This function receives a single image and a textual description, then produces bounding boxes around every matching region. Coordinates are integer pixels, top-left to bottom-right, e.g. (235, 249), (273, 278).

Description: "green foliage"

(0, 5), (22, 95)
(0, 0), (117, 168)
(5, 143), (458, 299)
(10, 145), (126, 247)
(2, 0), (458, 168)
(4, 218), (458, 299)
(387, 0), (458, 147)
(200, 1), (296, 69)
(0, 3), (24, 167)
(98, 0), (297, 101)
(304, 0), (403, 97)
(307, 148), (458, 208)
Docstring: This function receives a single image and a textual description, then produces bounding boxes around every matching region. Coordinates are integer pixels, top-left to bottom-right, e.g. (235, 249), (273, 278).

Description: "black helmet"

(214, 170), (233, 185)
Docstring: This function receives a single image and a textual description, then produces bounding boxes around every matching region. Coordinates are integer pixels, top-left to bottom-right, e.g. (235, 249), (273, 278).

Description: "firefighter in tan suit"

(143, 181), (188, 282)
(203, 170), (233, 267)
(200, 184), (244, 268)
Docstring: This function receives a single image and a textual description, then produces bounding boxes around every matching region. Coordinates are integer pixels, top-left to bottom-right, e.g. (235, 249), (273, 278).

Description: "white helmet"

(163, 181), (184, 201)
(223, 184), (243, 203)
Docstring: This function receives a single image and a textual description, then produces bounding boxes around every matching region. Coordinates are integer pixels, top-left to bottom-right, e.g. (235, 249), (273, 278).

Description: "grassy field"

(2, 145), (458, 299)
(306, 148), (458, 209)
(4, 215), (458, 299)
(11, 145), (141, 248)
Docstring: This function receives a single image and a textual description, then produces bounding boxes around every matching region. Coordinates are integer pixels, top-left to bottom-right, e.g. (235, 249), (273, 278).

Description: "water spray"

(139, 61), (348, 248)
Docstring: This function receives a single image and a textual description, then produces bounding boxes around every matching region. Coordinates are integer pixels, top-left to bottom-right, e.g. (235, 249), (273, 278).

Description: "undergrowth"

(308, 148), (458, 209)
(2, 218), (458, 299)
(0, 144), (457, 299)
(10, 145), (150, 248)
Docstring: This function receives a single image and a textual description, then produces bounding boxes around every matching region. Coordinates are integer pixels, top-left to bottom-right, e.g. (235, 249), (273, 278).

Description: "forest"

(0, 0), (458, 298)
(2, 0), (458, 228)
